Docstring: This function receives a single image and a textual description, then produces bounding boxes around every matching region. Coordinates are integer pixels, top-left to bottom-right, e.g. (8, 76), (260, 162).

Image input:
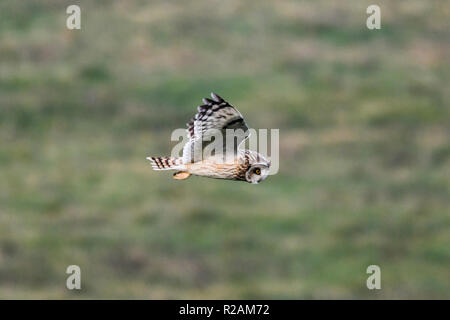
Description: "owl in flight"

(147, 93), (271, 184)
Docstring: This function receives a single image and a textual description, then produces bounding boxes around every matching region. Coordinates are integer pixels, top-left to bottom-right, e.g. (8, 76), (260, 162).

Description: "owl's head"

(245, 154), (271, 184)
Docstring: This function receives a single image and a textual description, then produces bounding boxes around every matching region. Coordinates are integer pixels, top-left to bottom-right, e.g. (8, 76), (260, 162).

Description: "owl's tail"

(146, 156), (185, 171)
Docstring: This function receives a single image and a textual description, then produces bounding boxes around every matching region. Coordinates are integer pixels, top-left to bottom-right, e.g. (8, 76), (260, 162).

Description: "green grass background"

(0, 0), (449, 298)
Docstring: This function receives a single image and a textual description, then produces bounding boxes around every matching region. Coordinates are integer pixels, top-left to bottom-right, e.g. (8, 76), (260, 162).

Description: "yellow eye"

(255, 168), (261, 175)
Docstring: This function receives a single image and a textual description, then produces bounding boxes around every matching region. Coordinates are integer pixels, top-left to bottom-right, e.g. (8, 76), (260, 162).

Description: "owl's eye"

(254, 168), (261, 175)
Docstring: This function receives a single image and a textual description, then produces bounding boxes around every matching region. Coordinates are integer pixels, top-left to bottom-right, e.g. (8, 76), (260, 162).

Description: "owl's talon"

(173, 171), (191, 180)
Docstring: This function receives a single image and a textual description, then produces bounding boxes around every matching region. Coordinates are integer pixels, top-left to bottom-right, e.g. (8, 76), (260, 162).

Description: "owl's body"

(187, 156), (243, 180)
(147, 93), (271, 184)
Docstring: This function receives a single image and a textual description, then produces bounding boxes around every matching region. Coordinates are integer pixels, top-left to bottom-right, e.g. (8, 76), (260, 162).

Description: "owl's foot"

(173, 171), (191, 180)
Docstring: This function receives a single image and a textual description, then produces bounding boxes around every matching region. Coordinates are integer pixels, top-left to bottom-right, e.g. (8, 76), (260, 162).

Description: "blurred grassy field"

(0, 0), (449, 299)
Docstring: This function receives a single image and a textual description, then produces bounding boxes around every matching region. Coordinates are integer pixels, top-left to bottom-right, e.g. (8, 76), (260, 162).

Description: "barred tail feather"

(146, 156), (184, 171)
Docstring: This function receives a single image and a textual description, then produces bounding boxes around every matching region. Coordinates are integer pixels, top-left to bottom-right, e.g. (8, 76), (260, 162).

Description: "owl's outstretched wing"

(183, 93), (250, 163)
(186, 93), (249, 142)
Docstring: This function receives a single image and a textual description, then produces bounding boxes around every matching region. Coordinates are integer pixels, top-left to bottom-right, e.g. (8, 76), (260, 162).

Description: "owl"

(147, 93), (271, 184)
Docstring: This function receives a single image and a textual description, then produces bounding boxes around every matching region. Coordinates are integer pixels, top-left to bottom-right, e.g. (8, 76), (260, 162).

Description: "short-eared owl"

(147, 93), (271, 184)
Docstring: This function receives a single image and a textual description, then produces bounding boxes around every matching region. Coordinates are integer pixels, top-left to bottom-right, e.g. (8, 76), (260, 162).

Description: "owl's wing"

(186, 93), (249, 142)
(183, 93), (250, 162)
